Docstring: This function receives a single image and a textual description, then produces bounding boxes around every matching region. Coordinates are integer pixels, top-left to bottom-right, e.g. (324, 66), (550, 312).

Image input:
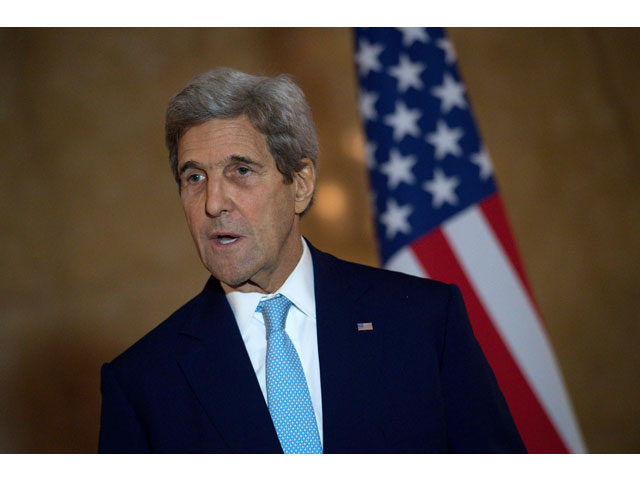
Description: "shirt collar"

(225, 237), (316, 329)
(276, 237), (315, 319)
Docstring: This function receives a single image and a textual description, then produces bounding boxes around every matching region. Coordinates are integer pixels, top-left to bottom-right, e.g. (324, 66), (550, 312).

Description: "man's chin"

(218, 277), (267, 294)
(204, 265), (254, 293)
(208, 270), (246, 288)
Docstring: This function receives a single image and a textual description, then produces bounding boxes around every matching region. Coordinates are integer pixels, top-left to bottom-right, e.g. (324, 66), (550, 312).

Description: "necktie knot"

(258, 294), (293, 337)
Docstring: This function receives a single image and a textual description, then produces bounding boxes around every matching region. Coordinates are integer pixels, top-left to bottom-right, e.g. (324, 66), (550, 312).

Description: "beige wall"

(0, 28), (638, 453)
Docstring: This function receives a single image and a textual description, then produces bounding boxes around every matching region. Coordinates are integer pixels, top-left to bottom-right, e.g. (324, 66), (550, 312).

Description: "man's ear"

(294, 158), (316, 215)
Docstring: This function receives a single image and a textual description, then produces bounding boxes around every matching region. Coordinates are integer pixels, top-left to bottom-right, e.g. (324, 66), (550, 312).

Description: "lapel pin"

(357, 322), (373, 332)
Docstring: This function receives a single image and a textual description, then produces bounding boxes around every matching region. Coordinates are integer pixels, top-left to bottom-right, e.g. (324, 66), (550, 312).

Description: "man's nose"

(205, 177), (233, 217)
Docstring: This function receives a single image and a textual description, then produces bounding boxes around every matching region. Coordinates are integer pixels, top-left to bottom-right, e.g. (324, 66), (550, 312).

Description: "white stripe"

(385, 245), (429, 279)
(443, 206), (586, 453)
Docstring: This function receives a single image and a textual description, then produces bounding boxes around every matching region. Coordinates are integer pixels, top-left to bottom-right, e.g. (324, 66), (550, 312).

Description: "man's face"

(177, 116), (313, 294)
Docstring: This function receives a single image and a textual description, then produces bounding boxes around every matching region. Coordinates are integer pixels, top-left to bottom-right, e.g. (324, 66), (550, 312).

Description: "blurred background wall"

(0, 27), (638, 453)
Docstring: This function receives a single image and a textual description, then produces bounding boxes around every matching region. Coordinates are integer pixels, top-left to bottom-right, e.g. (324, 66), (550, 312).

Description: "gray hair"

(165, 67), (319, 215)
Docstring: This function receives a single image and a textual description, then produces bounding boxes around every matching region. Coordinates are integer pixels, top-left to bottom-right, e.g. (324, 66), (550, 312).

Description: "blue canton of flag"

(355, 27), (496, 263)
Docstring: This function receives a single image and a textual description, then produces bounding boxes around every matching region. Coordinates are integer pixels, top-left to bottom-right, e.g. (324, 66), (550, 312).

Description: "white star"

(397, 27), (430, 47)
(423, 168), (460, 209)
(471, 146), (493, 180)
(437, 37), (456, 64)
(431, 73), (466, 113)
(384, 101), (421, 142)
(365, 141), (377, 169)
(379, 198), (413, 239)
(426, 120), (464, 160)
(389, 54), (425, 93)
(380, 149), (417, 190)
(359, 89), (379, 122)
(356, 39), (384, 77)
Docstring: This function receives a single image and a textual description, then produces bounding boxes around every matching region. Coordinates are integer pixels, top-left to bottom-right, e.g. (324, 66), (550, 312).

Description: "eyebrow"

(228, 155), (262, 168)
(178, 155), (263, 175)
(178, 155), (263, 177)
(178, 160), (205, 176)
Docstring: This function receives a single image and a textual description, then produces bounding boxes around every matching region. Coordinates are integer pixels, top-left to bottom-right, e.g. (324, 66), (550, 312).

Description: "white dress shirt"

(225, 237), (323, 444)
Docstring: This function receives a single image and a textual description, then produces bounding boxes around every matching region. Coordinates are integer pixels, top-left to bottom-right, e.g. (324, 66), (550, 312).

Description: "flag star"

(397, 27), (430, 47)
(437, 37), (456, 64)
(359, 89), (379, 122)
(380, 149), (417, 190)
(431, 73), (466, 113)
(423, 168), (460, 208)
(384, 101), (422, 142)
(379, 198), (413, 239)
(426, 119), (464, 160)
(389, 54), (425, 93)
(471, 146), (493, 180)
(365, 141), (377, 169)
(356, 39), (384, 77)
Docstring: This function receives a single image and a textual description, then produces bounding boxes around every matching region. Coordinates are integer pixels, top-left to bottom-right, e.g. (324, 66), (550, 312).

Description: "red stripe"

(411, 227), (568, 453)
(478, 194), (545, 324)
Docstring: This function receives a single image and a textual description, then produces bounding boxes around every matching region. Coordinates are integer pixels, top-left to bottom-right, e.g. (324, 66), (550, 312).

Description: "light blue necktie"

(258, 294), (322, 454)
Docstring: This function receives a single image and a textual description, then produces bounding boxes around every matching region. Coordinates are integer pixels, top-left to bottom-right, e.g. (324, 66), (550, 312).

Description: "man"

(98, 67), (526, 453)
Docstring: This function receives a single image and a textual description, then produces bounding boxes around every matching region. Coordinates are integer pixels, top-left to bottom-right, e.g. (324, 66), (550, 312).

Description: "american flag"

(354, 27), (586, 453)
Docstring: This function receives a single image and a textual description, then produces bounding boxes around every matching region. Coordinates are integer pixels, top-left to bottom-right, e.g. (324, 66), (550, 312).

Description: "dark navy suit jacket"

(98, 243), (526, 453)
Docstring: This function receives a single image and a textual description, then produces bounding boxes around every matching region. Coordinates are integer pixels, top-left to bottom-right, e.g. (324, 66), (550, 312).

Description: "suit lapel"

(176, 277), (281, 453)
(310, 245), (386, 453)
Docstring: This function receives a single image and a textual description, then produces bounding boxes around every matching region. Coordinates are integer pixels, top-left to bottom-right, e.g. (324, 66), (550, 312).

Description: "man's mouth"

(218, 235), (239, 245)
(211, 232), (241, 246)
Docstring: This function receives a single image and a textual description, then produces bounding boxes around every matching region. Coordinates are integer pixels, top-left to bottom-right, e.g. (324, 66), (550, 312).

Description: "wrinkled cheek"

(192, 231), (206, 256)
(183, 216), (200, 247)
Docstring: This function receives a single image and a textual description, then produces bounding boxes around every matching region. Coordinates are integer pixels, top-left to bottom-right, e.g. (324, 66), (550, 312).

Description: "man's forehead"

(177, 116), (269, 165)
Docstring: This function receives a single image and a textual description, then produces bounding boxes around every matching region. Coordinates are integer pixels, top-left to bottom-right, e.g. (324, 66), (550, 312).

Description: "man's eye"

(187, 173), (205, 183)
(237, 167), (251, 176)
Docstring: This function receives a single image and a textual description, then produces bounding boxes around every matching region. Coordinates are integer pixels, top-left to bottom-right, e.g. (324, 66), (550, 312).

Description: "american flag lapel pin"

(357, 322), (373, 332)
